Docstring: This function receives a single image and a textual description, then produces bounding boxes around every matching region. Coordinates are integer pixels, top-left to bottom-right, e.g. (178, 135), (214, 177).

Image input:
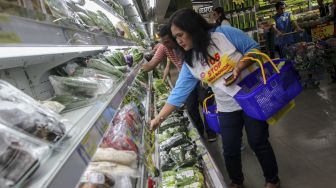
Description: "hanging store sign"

(198, 5), (213, 14)
(311, 21), (334, 40)
(193, 2), (213, 23)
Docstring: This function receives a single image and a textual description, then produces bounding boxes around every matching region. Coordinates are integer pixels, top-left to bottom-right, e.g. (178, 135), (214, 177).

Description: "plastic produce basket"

(234, 58), (302, 120)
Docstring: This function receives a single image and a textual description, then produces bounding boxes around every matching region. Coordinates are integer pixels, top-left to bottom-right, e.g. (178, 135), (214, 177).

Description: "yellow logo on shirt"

(202, 53), (236, 84)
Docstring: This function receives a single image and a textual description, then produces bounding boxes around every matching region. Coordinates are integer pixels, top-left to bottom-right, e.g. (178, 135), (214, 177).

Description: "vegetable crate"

(283, 40), (327, 87)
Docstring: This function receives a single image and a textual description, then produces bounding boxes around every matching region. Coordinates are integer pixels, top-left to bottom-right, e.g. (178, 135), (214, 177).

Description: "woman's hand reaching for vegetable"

(150, 117), (161, 131)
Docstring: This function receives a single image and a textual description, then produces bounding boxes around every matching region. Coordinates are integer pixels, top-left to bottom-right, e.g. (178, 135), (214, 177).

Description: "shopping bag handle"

(203, 94), (214, 114)
(247, 49), (280, 74)
(239, 57), (267, 84)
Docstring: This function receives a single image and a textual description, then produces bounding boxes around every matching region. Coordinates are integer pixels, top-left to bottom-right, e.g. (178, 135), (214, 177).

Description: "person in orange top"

(143, 25), (217, 141)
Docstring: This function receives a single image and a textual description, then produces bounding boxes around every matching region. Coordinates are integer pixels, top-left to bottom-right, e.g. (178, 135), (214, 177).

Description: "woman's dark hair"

(213, 7), (228, 26)
(158, 24), (171, 38)
(169, 8), (216, 67)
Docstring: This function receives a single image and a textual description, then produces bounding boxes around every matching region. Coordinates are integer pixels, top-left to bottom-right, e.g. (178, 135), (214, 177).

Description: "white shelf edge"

(0, 46), (107, 59)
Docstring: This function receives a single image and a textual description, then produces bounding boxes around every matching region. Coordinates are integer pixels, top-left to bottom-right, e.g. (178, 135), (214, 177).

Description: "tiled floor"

(205, 80), (336, 188)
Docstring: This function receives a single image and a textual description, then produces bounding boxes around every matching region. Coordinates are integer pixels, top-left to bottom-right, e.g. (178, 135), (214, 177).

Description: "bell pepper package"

(0, 124), (50, 187)
(112, 103), (143, 138)
(101, 131), (139, 154)
(0, 80), (68, 144)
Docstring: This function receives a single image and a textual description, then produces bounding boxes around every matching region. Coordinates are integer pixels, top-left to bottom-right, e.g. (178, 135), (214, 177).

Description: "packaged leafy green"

(180, 181), (203, 188)
(162, 170), (177, 186)
(169, 144), (198, 168)
(159, 133), (190, 151)
(187, 128), (200, 141)
(175, 167), (204, 186)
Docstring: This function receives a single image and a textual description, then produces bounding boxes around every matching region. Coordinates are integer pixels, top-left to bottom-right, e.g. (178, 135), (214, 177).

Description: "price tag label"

(0, 32), (21, 43)
(311, 21), (334, 40)
(79, 128), (101, 160)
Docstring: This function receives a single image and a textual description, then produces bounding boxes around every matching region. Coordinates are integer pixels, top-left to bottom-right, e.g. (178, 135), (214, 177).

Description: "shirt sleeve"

(152, 44), (167, 62)
(215, 26), (259, 55)
(167, 63), (199, 107)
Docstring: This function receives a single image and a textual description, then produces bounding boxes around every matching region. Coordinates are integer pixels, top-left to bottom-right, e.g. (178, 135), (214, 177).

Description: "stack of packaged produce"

(78, 69), (152, 187)
(0, 80), (70, 187)
(0, 0), (145, 44)
(78, 103), (144, 188)
(153, 79), (206, 188)
(46, 48), (144, 113)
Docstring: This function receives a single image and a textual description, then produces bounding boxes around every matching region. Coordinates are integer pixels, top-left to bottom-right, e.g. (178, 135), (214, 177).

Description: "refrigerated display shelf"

(23, 60), (144, 188)
(184, 112), (228, 188)
(0, 13), (137, 46)
(0, 46), (106, 70)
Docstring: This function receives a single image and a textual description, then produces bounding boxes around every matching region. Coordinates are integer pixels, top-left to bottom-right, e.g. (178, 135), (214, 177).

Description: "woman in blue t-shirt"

(149, 8), (280, 188)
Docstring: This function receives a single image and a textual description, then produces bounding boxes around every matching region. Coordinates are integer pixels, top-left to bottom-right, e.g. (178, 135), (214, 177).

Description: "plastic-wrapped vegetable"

(92, 147), (137, 167)
(96, 10), (117, 36)
(49, 75), (99, 98)
(50, 95), (95, 112)
(160, 133), (190, 151)
(162, 170), (176, 187)
(124, 54), (133, 67)
(169, 144), (198, 168)
(87, 162), (140, 178)
(159, 122), (186, 134)
(187, 128), (200, 141)
(175, 168), (204, 186)
(160, 151), (176, 172)
(0, 125), (50, 187)
(0, 80), (67, 144)
(159, 126), (188, 144)
(153, 79), (169, 95)
(87, 59), (124, 78)
(73, 67), (119, 81)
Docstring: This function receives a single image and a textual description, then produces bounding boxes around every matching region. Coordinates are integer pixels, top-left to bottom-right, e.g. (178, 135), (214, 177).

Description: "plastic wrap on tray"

(92, 147), (137, 168)
(0, 80), (68, 144)
(175, 167), (204, 187)
(112, 103), (143, 137)
(49, 75), (115, 98)
(160, 151), (176, 172)
(169, 143), (198, 168)
(160, 132), (190, 152)
(50, 95), (95, 112)
(45, 0), (86, 29)
(87, 162), (140, 178)
(78, 171), (115, 188)
(101, 131), (139, 154)
(0, 124), (50, 187)
(49, 75), (99, 98)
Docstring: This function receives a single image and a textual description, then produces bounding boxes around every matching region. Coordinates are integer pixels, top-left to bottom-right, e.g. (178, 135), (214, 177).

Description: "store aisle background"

(205, 80), (336, 188)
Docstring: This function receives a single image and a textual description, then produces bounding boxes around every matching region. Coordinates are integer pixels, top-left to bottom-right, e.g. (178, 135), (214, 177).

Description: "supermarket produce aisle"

(205, 80), (336, 188)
